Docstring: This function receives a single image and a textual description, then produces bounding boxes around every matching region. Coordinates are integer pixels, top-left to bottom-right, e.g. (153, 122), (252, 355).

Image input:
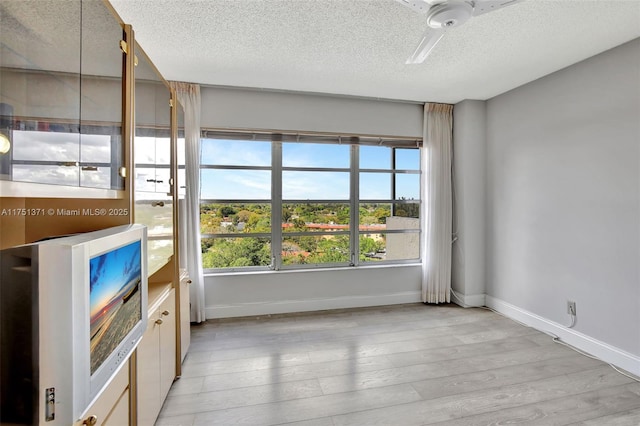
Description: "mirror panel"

(0, 0), (125, 190)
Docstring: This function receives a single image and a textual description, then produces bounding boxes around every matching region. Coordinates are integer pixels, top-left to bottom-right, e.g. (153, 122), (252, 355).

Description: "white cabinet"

(179, 270), (191, 363)
(136, 325), (160, 426)
(137, 286), (176, 426)
(102, 389), (129, 426)
(75, 361), (129, 426)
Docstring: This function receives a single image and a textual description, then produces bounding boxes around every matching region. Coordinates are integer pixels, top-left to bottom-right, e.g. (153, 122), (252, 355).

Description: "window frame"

(199, 130), (422, 273)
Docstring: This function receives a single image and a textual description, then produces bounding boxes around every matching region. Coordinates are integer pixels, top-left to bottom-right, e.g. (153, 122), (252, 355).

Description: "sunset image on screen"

(89, 240), (142, 375)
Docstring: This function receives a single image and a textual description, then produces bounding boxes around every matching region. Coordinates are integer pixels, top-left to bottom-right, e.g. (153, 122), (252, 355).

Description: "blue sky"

(200, 139), (420, 200)
(13, 133), (419, 199)
(89, 240), (141, 317)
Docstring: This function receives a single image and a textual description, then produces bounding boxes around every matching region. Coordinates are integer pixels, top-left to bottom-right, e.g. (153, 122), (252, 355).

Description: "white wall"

(451, 100), (487, 307)
(205, 265), (422, 318)
(201, 88), (424, 318)
(201, 86), (423, 138)
(484, 39), (640, 369)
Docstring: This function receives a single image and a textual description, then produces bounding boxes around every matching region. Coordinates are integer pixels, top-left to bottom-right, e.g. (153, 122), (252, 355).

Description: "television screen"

(89, 240), (142, 375)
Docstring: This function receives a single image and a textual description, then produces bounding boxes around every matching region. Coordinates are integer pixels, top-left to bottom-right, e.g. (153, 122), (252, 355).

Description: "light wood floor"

(156, 303), (640, 426)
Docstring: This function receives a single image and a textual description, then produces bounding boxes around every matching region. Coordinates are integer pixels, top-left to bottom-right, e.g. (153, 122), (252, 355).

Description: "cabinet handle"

(186, 280), (192, 284)
(155, 318), (163, 325)
(151, 201), (165, 207)
(162, 310), (170, 316)
(82, 415), (98, 425)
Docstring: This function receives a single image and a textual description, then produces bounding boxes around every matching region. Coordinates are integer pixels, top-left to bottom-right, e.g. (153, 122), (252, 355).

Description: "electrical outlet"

(567, 301), (576, 316)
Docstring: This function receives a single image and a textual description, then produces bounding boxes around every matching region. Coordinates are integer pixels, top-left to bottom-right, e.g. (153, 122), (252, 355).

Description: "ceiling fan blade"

(472, 0), (525, 17)
(405, 27), (446, 64)
(394, 0), (431, 15)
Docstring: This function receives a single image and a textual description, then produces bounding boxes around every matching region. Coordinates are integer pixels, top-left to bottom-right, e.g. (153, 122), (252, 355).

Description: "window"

(200, 131), (421, 271)
(359, 146), (421, 262)
(4, 122), (123, 189)
(200, 137), (272, 269)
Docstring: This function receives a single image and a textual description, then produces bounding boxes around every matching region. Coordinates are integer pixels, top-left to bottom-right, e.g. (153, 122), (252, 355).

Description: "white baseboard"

(205, 291), (422, 319)
(485, 295), (640, 377)
(451, 290), (486, 308)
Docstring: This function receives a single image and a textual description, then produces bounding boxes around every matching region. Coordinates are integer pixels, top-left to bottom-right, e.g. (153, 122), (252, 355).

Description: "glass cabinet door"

(177, 103), (186, 199)
(134, 44), (171, 194)
(135, 192), (174, 274)
(134, 43), (174, 275)
(80, 0), (125, 190)
(0, 0), (124, 190)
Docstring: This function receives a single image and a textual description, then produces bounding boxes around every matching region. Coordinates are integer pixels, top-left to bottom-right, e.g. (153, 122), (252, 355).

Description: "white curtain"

(170, 82), (206, 322)
(421, 103), (453, 304)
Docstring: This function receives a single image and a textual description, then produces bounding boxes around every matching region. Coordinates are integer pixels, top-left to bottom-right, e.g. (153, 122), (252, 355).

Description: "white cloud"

(12, 164), (79, 186)
(12, 130), (112, 164)
(282, 171), (348, 200)
(201, 169), (271, 199)
(201, 139), (271, 166)
(13, 131), (79, 162)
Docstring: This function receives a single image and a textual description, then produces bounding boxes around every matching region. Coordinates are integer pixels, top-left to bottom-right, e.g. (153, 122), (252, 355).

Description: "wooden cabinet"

(102, 389), (130, 426)
(136, 328), (160, 426)
(0, 0), (126, 195)
(179, 269), (191, 364)
(0, 0), (134, 249)
(132, 38), (182, 426)
(133, 42), (176, 277)
(137, 284), (176, 426)
(1, 4), (185, 425)
(75, 361), (129, 426)
(159, 296), (177, 401)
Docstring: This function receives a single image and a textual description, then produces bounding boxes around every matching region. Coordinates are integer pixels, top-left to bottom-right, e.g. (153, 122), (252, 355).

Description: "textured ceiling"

(108, 0), (640, 103)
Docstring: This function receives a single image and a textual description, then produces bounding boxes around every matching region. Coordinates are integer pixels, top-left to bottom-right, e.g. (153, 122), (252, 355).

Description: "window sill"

(204, 262), (421, 278)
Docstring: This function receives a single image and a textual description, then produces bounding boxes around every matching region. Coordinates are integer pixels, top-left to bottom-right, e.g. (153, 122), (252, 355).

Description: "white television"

(0, 224), (148, 425)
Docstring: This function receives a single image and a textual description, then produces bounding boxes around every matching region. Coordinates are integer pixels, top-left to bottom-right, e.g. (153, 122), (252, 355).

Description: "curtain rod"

(198, 83), (431, 106)
(201, 128), (422, 143)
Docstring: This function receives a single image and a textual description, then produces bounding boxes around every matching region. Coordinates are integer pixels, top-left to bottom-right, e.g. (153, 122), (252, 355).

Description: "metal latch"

(45, 388), (55, 421)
